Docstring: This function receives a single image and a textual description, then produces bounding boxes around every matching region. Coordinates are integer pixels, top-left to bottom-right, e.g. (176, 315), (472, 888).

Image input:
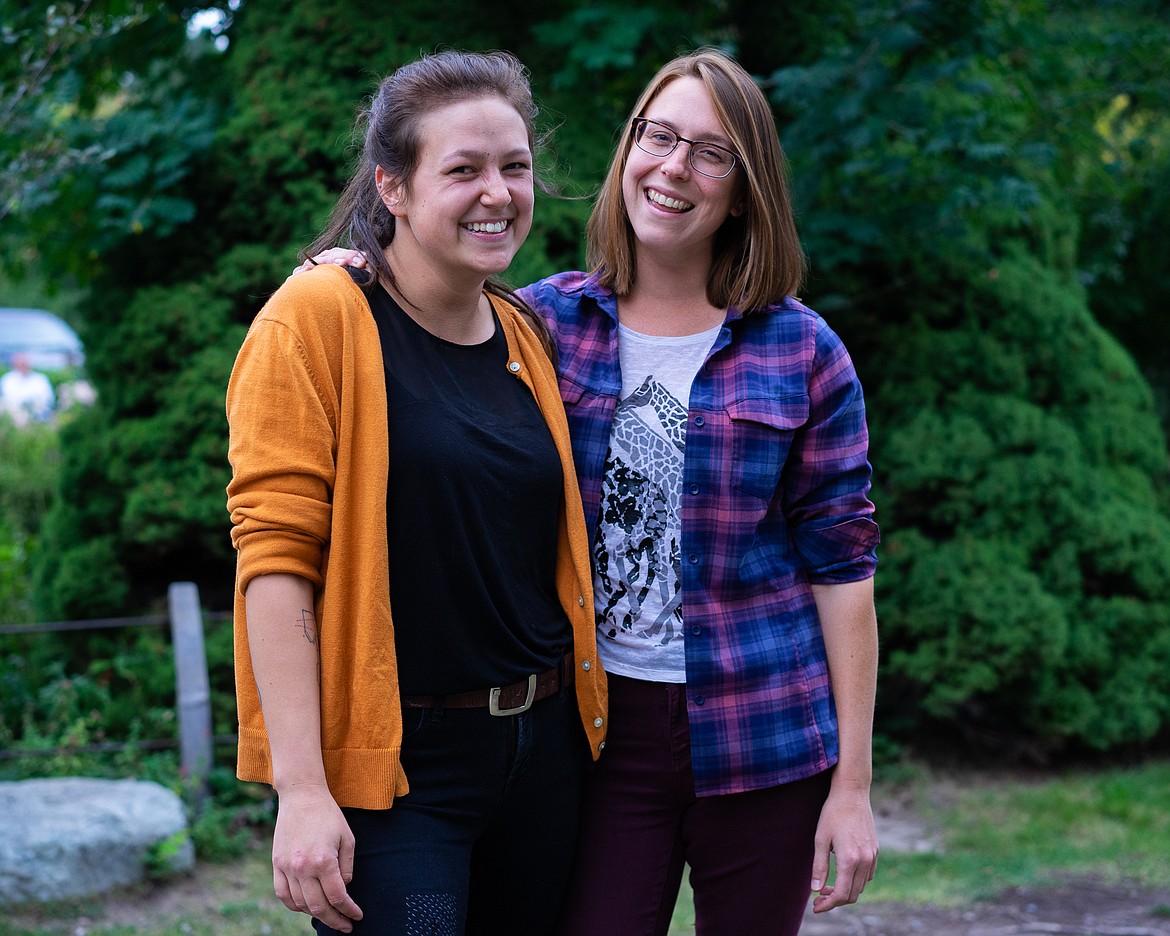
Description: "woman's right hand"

(271, 782), (363, 932)
(290, 248), (367, 278)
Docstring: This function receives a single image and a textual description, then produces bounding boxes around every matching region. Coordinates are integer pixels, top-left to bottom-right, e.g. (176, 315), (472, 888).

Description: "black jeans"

(313, 687), (588, 936)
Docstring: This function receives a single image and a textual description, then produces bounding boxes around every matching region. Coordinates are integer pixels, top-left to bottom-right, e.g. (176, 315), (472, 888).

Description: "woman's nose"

(660, 144), (692, 178)
(481, 171), (510, 204)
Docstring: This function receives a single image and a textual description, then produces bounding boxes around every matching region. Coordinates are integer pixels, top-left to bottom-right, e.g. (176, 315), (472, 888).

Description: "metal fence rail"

(0, 582), (228, 808)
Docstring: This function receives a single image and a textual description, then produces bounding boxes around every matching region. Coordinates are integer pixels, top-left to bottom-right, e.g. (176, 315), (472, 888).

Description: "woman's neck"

(618, 254), (725, 337)
(380, 249), (494, 345)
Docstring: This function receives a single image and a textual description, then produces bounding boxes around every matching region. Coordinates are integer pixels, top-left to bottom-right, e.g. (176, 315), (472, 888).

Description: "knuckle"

(288, 851), (327, 876)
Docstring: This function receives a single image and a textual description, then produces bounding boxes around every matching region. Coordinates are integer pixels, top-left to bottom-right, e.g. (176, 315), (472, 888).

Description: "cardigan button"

(578, 595), (585, 606)
(594, 717), (604, 728)
(581, 660), (591, 671)
(508, 361), (521, 373)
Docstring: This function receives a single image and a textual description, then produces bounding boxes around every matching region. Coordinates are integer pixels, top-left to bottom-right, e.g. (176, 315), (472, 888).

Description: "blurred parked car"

(0, 308), (85, 371)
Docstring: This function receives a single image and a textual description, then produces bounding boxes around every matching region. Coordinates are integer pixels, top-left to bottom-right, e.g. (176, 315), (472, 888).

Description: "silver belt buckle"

(489, 673), (537, 716)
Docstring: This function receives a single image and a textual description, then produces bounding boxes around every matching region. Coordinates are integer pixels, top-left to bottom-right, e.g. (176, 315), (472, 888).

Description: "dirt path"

(11, 791), (1170, 935)
(14, 857), (1170, 935)
(799, 879), (1170, 935)
(782, 796), (1170, 936)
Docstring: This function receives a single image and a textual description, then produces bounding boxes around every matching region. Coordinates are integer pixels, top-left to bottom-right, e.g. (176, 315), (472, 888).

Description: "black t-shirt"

(365, 283), (572, 695)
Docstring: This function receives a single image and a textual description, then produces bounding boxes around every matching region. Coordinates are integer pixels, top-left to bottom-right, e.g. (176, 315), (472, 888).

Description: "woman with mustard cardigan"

(226, 51), (605, 936)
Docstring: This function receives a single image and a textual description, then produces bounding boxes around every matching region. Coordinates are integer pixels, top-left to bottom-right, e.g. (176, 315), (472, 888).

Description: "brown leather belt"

(401, 651), (574, 716)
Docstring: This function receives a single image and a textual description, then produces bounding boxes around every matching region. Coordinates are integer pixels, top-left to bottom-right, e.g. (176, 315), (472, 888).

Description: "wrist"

(273, 775), (331, 799)
(829, 765), (872, 792)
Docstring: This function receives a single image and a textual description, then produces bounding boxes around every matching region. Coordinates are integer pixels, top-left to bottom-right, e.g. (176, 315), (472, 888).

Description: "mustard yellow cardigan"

(226, 264), (606, 809)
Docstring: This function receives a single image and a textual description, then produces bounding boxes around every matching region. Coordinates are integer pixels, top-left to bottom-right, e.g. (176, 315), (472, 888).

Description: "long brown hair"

(305, 49), (557, 358)
(586, 48), (806, 312)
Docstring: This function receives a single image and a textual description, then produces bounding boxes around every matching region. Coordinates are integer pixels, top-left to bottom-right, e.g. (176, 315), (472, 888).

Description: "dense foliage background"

(2, 0), (1169, 764)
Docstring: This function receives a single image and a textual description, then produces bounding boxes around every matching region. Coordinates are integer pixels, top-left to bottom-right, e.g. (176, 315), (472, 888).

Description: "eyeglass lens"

(633, 119), (736, 178)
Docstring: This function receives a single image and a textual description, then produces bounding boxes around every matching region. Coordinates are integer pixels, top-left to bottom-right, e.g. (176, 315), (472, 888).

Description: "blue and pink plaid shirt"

(517, 272), (879, 796)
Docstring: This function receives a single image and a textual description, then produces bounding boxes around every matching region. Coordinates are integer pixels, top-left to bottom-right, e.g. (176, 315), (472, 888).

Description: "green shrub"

(772, 3), (1170, 754)
(0, 419), (58, 626)
(144, 830), (193, 881)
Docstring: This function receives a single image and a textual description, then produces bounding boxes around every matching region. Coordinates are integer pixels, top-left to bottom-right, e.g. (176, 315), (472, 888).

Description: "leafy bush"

(0, 612), (270, 863)
(0, 418), (59, 625)
(190, 766), (275, 862)
(772, 1), (1170, 755)
(6, 0), (1170, 768)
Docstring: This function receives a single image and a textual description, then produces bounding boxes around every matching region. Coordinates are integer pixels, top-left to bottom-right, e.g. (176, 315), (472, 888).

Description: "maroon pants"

(555, 673), (831, 936)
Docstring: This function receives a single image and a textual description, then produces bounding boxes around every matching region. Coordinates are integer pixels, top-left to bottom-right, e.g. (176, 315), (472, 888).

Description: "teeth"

(465, 221), (508, 233)
(647, 190), (693, 211)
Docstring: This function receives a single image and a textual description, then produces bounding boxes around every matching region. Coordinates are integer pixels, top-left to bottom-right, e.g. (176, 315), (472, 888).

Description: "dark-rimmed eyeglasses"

(630, 118), (739, 179)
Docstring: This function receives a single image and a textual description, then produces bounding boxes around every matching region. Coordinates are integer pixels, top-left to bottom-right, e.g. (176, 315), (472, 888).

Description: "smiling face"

(379, 94), (534, 295)
(621, 76), (742, 270)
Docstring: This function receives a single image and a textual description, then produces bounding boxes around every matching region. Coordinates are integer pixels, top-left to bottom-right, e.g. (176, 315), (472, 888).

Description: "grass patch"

(8, 762), (1168, 933)
(666, 760), (1170, 928)
(870, 760), (1170, 905)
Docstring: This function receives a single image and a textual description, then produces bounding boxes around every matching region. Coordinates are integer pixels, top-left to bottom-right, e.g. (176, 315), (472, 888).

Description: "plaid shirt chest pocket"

(724, 395), (810, 504)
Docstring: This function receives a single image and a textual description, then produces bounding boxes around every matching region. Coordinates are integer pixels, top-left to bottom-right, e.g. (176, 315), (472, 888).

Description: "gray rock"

(0, 777), (194, 904)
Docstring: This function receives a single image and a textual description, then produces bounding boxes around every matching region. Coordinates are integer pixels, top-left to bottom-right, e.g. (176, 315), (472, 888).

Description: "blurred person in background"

(0, 353), (55, 425)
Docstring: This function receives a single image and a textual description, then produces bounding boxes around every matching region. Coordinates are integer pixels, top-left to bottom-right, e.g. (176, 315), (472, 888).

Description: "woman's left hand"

(809, 779), (879, 912)
(289, 248), (367, 279)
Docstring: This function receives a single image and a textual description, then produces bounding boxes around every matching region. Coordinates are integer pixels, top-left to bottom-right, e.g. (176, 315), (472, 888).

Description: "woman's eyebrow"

(642, 116), (733, 146)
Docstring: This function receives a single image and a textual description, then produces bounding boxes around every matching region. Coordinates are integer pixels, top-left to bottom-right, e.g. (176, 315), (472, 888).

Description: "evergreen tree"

(768, 0), (1170, 753)
(28, 0), (722, 617)
(7, 0), (1170, 754)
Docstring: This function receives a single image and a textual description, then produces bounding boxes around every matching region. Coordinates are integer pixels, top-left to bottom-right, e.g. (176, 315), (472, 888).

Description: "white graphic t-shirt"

(593, 320), (722, 682)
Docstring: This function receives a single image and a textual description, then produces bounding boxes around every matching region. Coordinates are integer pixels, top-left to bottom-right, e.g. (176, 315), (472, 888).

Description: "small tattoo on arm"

(296, 609), (317, 645)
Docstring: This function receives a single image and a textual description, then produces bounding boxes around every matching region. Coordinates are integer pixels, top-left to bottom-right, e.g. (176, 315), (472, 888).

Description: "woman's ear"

(375, 166), (406, 215)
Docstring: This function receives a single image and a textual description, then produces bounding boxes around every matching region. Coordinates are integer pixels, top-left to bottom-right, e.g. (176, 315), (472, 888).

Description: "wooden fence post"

(168, 581), (213, 811)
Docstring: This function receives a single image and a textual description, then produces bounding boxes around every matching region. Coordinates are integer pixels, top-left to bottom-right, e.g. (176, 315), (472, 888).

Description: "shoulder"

(749, 295), (825, 328)
(520, 272), (617, 331)
(526, 270), (595, 293)
(237, 265), (376, 383)
(741, 296), (846, 351)
(251, 264), (370, 337)
(520, 271), (601, 306)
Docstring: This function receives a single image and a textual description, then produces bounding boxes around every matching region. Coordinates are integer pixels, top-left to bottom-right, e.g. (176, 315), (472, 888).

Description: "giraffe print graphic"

(595, 375), (685, 646)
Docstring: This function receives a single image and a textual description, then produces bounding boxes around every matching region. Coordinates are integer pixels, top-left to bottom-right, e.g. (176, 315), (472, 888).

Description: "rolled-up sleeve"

(783, 319), (879, 583)
(226, 314), (337, 595)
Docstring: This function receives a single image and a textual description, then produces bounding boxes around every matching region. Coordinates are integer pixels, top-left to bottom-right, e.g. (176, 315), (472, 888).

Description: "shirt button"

(508, 361), (521, 373)
(691, 625), (701, 636)
(693, 415), (705, 427)
(688, 553), (699, 564)
(688, 483), (699, 495)
(581, 660), (591, 671)
(594, 717), (604, 728)
(694, 695), (705, 706)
